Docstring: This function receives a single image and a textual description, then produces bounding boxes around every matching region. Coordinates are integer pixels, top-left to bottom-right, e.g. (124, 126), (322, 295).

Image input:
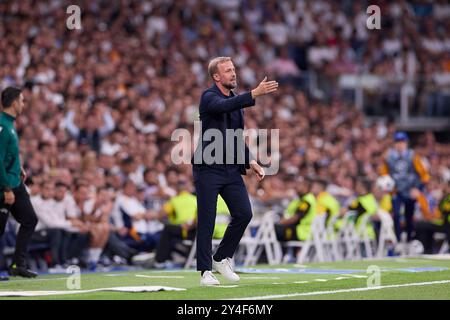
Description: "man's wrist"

(251, 89), (259, 99)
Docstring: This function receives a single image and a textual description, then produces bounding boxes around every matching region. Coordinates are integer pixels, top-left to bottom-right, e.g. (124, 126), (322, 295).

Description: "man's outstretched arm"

(202, 77), (278, 114)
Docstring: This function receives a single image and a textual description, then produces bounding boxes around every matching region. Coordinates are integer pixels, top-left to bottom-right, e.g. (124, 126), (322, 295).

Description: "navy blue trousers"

(193, 165), (252, 271)
(392, 193), (416, 241)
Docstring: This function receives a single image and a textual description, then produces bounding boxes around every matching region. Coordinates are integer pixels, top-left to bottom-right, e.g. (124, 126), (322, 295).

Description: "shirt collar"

(213, 83), (235, 97)
(1, 111), (16, 122)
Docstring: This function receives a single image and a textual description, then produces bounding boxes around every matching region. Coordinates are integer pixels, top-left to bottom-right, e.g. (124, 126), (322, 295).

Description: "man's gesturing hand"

(251, 77), (279, 99)
(250, 160), (265, 181)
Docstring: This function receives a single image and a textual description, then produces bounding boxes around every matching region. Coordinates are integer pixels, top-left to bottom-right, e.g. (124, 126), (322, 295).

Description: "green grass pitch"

(1, 257), (450, 300)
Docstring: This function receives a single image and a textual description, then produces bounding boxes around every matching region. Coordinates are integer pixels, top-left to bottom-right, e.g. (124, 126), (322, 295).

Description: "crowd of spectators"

(0, 0), (449, 269)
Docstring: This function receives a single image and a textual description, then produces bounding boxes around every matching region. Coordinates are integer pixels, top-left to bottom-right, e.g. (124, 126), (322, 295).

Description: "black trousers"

(193, 165), (253, 271)
(31, 229), (68, 266)
(65, 232), (90, 261)
(0, 183), (38, 267)
(155, 224), (196, 263)
(415, 221), (450, 254)
(103, 232), (137, 260)
(275, 223), (299, 242)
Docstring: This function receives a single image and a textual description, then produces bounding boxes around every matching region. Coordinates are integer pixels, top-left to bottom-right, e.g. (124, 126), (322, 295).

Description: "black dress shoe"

(8, 265), (38, 278)
(0, 275), (9, 281)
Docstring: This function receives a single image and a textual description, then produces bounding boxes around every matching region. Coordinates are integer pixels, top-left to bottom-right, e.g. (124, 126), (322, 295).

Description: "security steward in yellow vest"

(154, 180), (197, 265)
(275, 177), (316, 241)
(347, 178), (377, 240)
(415, 182), (450, 254)
(313, 179), (341, 232)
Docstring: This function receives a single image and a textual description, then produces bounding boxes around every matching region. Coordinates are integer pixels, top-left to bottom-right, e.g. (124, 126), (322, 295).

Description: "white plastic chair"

(376, 209), (398, 258)
(282, 214), (327, 264)
(355, 213), (376, 258)
(434, 232), (449, 254)
(240, 211), (282, 266)
(322, 214), (342, 261)
(338, 211), (361, 260)
(183, 238), (222, 269)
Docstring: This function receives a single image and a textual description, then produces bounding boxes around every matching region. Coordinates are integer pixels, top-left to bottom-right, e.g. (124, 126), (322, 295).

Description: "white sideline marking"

(293, 281), (309, 284)
(230, 280), (450, 300)
(313, 279), (328, 282)
(0, 286), (186, 297)
(8, 277), (68, 283)
(421, 254), (450, 261)
(135, 275), (184, 279)
(241, 276), (280, 280)
(343, 274), (368, 278)
(334, 277), (351, 280)
(275, 268), (290, 272)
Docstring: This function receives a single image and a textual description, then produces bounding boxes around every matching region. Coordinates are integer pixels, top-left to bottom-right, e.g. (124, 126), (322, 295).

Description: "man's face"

(86, 117), (97, 131)
(42, 183), (55, 199)
(311, 182), (323, 195)
(124, 181), (136, 196)
(215, 60), (237, 90)
(97, 189), (110, 203)
(13, 93), (25, 115)
(76, 186), (89, 202)
(394, 141), (408, 153)
(355, 181), (367, 195)
(55, 185), (67, 201)
(296, 181), (309, 195)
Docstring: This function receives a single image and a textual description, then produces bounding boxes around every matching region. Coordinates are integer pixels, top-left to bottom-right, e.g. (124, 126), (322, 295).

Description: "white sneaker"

(212, 258), (240, 282)
(200, 271), (220, 286)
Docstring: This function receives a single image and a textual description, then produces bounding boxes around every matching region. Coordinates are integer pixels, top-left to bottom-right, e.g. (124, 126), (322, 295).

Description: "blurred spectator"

(31, 181), (72, 267)
(111, 180), (163, 251)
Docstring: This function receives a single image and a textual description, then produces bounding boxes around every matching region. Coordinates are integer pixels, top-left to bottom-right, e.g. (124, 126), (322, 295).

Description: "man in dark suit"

(192, 57), (278, 285)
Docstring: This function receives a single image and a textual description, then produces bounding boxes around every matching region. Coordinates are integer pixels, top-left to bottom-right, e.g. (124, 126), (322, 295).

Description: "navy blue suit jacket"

(192, 84), (256, 175)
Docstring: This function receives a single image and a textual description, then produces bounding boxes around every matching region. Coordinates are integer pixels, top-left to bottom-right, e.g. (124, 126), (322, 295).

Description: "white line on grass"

(0, 286), (186, 297)
(229, 280), (450, 300)
(241, 276), (280, 280)
(7, 277), (69, 283)
(343, 274), (368, 278)
(135, 275), (184, 279)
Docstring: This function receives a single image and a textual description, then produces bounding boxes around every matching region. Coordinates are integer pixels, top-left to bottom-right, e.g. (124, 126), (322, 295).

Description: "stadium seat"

(376, 210), (398, 258)
(282, 214), (327, 264)
(240, 211), (282, 266)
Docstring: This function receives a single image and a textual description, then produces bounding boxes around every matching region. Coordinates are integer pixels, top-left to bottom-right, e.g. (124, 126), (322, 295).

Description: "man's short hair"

(313, 178), (328, 188)
(208, 57), (232, 79)
(55, 181), (69, 189)
(1, 87), (22, 108)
